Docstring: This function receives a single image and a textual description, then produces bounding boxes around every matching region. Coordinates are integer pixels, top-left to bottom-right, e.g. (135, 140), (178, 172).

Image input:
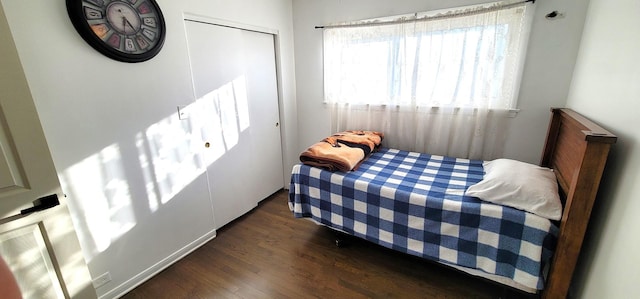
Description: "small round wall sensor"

(545, 11), (564, 20)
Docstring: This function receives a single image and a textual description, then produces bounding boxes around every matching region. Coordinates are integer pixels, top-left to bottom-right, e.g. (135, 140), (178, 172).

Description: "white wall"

(565, 0), (640, 297)
(0, 0), (297, 298)
(292, 0), (589, 164)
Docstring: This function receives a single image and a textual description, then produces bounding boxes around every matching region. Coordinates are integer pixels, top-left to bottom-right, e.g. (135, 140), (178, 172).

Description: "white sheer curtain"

(324, 1), (533, 160)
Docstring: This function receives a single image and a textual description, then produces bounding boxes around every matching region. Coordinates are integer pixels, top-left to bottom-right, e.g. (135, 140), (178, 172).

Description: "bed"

(288, 108), (616, 298)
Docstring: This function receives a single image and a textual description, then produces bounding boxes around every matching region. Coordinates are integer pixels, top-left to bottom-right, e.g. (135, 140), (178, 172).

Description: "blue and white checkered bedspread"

(289, 148), (558, 290)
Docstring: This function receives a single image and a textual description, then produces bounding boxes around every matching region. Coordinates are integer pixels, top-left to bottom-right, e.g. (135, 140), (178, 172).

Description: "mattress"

(288, 147), (558, 291)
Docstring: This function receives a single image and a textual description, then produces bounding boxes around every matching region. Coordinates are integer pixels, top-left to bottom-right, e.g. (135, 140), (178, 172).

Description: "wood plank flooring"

(121, 190), (535, 299)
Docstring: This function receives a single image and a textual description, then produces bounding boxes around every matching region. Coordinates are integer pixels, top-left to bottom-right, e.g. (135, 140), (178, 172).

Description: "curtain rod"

(314, 0), (535, 29)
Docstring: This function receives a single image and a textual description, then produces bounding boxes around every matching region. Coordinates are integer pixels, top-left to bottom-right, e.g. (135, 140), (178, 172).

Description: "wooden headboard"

(539, 108), (616, 299)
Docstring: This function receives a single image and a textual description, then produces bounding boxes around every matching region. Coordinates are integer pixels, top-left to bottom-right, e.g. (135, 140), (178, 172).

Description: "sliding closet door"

(185, 20), (283, 229)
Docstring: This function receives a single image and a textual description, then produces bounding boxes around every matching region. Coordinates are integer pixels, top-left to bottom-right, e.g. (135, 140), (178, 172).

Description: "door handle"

(20, 194), (60, 215)
(0, 194), (59, 224)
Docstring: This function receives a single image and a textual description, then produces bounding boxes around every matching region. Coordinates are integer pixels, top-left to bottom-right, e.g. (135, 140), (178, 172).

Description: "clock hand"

(123, 16), (137, 32)
(122, 16), (127, 34)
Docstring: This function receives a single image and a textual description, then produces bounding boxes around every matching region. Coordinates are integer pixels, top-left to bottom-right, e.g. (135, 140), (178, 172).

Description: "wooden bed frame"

(540, 108), (616, 298)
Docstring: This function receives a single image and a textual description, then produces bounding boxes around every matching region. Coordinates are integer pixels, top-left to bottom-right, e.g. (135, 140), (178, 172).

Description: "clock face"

(66, 0), (166, 63)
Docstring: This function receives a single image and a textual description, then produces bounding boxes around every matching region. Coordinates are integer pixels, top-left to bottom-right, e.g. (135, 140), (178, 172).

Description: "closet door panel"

(241, 30), (284, 202)
(185, 21), (283, 229)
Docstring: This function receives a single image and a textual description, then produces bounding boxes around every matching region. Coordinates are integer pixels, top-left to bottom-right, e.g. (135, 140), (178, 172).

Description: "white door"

(0, 6), (95, 299)
(185, 20), (284, 229)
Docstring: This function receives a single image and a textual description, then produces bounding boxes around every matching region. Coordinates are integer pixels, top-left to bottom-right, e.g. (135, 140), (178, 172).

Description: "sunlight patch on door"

(217, 82), (240, 149)
(196, 76), (250, 162)
(136, 77), (249, 211)
(137, 108), (208, 210)
(232, 77), (250, 132)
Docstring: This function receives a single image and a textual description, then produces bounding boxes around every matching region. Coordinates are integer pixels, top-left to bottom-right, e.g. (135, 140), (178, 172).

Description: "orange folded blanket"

(332, 130), (384, 152)
(299, 130), (384, 172)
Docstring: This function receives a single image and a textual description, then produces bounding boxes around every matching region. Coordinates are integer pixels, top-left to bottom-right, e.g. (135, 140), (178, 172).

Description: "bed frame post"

(540, 109), (562, 168)
(540, 108), (616, 299)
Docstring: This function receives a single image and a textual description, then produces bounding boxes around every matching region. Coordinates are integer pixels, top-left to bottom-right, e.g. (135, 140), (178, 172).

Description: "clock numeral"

(143, 17), (156, 28)
(84, 7), (103, 20)
(125, 38), (136, 52)
(85, 0), (105, 7)
(107, 34), (121, 49)
(136, 35), (150, 49)
(142, 28), (156, 41)
(138, 2), (151, 14)
(90, 24), (109, 38)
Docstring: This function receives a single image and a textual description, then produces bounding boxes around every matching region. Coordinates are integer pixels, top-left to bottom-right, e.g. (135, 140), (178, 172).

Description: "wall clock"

(66, 0), (166, 63)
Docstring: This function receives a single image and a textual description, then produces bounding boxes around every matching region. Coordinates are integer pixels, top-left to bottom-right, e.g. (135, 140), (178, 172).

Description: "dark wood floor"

(122, 190), (534, 299)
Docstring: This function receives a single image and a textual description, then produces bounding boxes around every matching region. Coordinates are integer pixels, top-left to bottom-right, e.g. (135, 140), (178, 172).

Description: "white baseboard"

(102, 229), (217, 299)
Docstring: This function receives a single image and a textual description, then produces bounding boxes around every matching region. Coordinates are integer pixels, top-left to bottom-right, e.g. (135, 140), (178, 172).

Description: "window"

(323, 1), (533, 110)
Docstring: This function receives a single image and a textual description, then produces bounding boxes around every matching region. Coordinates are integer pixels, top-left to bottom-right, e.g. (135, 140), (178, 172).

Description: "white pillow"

(465, 158), (562, 220)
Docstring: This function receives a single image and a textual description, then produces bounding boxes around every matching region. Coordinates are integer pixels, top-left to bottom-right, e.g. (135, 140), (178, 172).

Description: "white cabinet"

(185, 20), (284, 229)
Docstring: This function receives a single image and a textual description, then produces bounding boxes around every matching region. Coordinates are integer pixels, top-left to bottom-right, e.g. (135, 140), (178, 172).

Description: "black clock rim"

(66, 0), (166, 63)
